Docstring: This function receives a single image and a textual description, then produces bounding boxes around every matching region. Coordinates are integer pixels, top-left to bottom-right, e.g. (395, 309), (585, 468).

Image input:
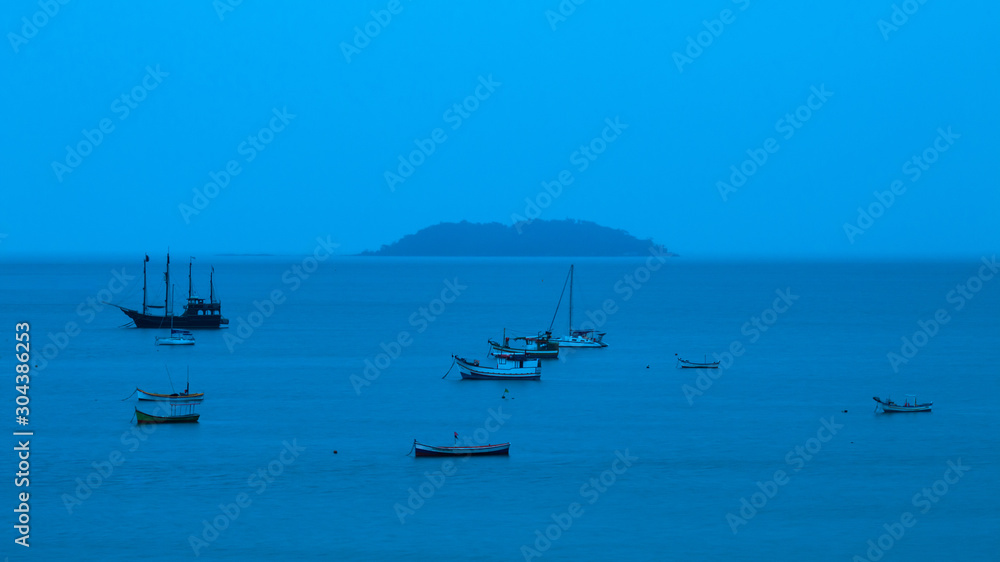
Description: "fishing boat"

(135, 407), (200, 424)
(489, 329), (559, 359)
(109, 253), (228, 329)
(549, 265), (607, 348)
(453, 353), (541, 380)
(155, 329), (195, 346)
(675, 354), (720, 369)
(873, 395), (932, 413)
(413, 440), (510, 457)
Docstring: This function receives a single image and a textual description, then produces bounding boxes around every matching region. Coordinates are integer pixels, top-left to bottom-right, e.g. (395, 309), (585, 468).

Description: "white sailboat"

(155, 285), (195, 345)
(549, 265), (607, 348)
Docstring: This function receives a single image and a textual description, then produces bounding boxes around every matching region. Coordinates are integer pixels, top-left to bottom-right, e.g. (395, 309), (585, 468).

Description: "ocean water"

(1, 257), (998, 561)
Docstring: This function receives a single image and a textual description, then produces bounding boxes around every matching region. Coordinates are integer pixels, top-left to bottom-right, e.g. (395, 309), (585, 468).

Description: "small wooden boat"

(453, 353), (541, 380)
(155, 329), (195, 346)
(136, 387), (204, 402)
(413, 440), (510, 457)
(135, 407), (200, 424)
(137, 368), (203, 402)
(675, 354), (720, 369)
(489, 330), (559, 359)
(873, 395), (932, 413)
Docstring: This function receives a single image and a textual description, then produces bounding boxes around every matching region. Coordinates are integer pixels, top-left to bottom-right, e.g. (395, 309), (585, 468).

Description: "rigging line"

(164, 364), (176, 393)
(121, 388), (137, 401)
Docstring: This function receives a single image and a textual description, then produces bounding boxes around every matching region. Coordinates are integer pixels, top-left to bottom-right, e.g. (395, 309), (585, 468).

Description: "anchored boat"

(110, 253), (228, 329)
(136, 388), (204, 402)
(489, 329), (559, 359)
(135, 407), (200, 424)
(155, 329), (195, 346)
(675, 354), (720, 369)
(413, 440), (510, 457)
(137, 367), (203, 402)
(549, 265), (607, 348)
(873, 395), (932, 413)
(453, 353), (541, 380)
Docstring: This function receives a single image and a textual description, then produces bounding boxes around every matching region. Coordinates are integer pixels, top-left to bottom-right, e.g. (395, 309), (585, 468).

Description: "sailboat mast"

(164, 252), (170, 313)
(568, 264), (574, 332)
(142, 255), (147, 315)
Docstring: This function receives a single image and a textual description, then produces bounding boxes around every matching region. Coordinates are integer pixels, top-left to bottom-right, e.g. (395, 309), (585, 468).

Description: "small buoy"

(842, 410), (848, 413)
(645, 365), (650, 369)
(333, 450), (338, 454)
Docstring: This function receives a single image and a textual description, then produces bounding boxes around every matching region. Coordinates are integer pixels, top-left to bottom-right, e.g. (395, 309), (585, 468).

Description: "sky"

(2, 1), (997, 259)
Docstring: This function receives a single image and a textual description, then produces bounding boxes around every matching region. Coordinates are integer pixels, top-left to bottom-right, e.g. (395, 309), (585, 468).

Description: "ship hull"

(118, 307), (228, 329)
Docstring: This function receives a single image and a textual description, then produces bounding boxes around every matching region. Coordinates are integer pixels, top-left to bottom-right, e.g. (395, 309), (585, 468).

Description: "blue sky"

(2, 1), (996, 258)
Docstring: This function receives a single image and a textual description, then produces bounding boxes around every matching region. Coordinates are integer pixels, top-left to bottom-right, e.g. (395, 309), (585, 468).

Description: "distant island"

(360, 219), (674, 257)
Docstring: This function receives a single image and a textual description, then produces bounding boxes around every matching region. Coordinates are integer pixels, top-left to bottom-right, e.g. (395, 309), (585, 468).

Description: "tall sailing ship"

(111, 253), (228, 329)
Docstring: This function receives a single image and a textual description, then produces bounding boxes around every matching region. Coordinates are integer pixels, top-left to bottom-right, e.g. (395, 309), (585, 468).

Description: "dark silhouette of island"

(360, 220), (674, 257)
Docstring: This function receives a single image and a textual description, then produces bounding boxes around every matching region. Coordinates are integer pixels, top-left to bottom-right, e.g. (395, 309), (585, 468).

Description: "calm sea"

(2, 257), (998, 561)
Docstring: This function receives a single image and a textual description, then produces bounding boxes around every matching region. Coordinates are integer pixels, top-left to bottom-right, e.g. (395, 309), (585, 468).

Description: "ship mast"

(188, 257), (194, 300)
(210, 267), (215, 303)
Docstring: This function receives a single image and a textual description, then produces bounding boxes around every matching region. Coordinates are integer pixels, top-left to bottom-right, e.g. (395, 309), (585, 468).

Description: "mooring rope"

(441, 357), (456, 379)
